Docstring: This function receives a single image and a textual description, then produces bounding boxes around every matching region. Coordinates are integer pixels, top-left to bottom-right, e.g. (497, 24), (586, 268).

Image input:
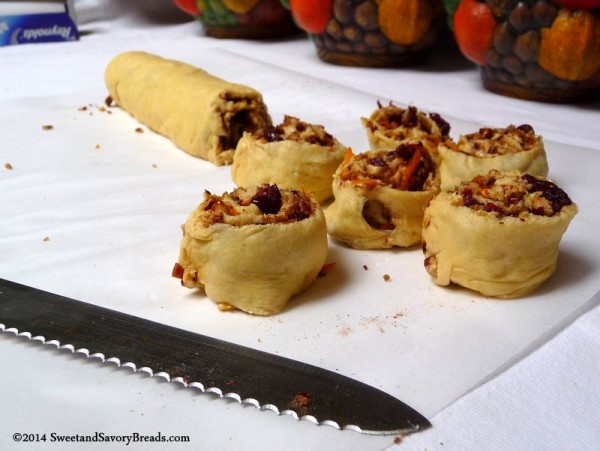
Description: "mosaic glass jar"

(447, 0), (600, 102)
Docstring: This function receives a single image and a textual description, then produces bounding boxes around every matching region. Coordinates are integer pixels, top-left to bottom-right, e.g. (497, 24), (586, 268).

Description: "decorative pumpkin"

(539, 9), (600, 81)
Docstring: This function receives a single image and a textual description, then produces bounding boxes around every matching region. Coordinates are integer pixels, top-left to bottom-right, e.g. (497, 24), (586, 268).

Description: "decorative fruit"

(237, 0), (290, 25)
(222, 0), (261, 14)
(173, 0), (200, 15)
(378, 0), (434, 46)
(552, 0), (600, 10)
(539, 9), (600, 81)
(443, 0), (461, 29)
(288, 0), (332, 34)
(453, 0), (496, 66)
(198, 0), (237, 26)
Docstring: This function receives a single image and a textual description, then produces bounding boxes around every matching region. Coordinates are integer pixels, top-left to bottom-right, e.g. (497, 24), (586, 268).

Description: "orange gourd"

(539, 10), (600, 81)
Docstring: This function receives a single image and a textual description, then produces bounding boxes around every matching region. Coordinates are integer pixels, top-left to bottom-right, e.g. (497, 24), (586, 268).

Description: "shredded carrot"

(400, 147), (423, 190)
(343, 147), (354, 165)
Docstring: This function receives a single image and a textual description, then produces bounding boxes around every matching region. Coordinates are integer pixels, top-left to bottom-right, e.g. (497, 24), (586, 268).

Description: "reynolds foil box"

(0, 0), (79, 46)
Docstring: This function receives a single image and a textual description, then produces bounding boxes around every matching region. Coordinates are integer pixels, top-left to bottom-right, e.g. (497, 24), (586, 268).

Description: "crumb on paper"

(95, 144), (101, 150)
(79, 103), (113, 114)
(42, 236), (50, 242)
(392, 310), (405, 319)
(152, 163), (157, 169)
(135, 127), (144, 133)
(383, 274), (391, 281)
(363, 264), (368, 270)
(42, 125), (54, 131)
(4, 163), (13, 170)
(394, 437), (402, 445)
(337, 324), (353, 337)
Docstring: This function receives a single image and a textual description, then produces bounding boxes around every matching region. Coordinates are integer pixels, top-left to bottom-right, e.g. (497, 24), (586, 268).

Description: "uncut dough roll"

(105, 51), (272, 166)
(422, 170), (578, 298)
(172, 184), (328, 315)
(231, 115), (347, 203)
(361, 102), (451, 162)
(438, 124), (549, 191)
(326, 143), (439, 249)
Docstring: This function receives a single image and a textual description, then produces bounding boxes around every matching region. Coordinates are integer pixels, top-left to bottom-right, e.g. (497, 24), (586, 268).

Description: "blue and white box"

(0, 0), (79, 47)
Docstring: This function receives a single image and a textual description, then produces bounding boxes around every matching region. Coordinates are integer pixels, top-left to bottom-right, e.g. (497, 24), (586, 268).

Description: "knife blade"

(0, 277), (430, 436)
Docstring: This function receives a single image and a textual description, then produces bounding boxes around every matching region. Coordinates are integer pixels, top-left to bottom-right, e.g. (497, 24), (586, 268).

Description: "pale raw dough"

(231, 116), (346, 203)
(105, 51), (271, 166)
(422, 173), (578, 298)
(438, 125), (549, 191)
(325, 146), (439, 249)
(174, 186), (328, 315)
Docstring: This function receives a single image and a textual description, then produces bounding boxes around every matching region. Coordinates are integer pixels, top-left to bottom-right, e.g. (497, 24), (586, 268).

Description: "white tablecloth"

(1, 1), (599, 450)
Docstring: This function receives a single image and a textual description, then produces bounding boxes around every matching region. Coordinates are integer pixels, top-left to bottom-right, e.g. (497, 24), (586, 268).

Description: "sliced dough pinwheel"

(422, 170), (577, 298)
(326, 143), (440, 249)
(173, 184), (328, 315)
(438, 124), (549, 191)
(361, 102), (451, 162)
(231, 115), (346, 203)
(105, 51), (272, 166)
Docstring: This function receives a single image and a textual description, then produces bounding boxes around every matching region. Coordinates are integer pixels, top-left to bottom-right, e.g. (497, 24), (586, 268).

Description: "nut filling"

(218, 95), (271, 150)
(339, 143), (437, 192)
(254, 115), (337, 146)
(453, 170), (573, 218)
(450, 124), (541, 157)
(362, 102), (451, 141)
(195, 184), (316, 228)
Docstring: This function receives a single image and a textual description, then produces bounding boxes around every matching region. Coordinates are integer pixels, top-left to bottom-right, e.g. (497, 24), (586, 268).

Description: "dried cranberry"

(485, 202), (503, 214)
(252, 184), (283, 214)
(368, 157), (387, 167)
(517, 124), (534, 134)
(262, 125), (283, 142)
(429, 112), (451, 136)
(479, 127), (495, 139)
(522, 174), (572, 212)
(390, 142), (419, 160)
(461, 187), (476, 206)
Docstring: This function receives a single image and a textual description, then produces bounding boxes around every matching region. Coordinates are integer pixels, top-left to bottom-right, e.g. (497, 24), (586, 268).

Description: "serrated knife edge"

(0, 278), (431, 436)
(0, 322), (343, 427)
(0, 322), (364, 431)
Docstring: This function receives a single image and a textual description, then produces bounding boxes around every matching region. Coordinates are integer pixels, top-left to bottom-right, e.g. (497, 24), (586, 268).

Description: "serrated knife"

(0, 277), (430, 436)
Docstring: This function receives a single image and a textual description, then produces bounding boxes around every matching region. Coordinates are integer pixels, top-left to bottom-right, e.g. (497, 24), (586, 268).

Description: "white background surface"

(1, 1), (599, 450)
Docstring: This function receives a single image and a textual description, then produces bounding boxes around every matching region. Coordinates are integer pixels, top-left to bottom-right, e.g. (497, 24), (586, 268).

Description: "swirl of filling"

(339, 142), (437, 192)
(451, 124), (540, 157)
(438, 124), (549, 191)
(255, 115), (338, 146)
(361, 102), (451, 153)
(453, 170), (573, 219)
(197, 184), (316, 227)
